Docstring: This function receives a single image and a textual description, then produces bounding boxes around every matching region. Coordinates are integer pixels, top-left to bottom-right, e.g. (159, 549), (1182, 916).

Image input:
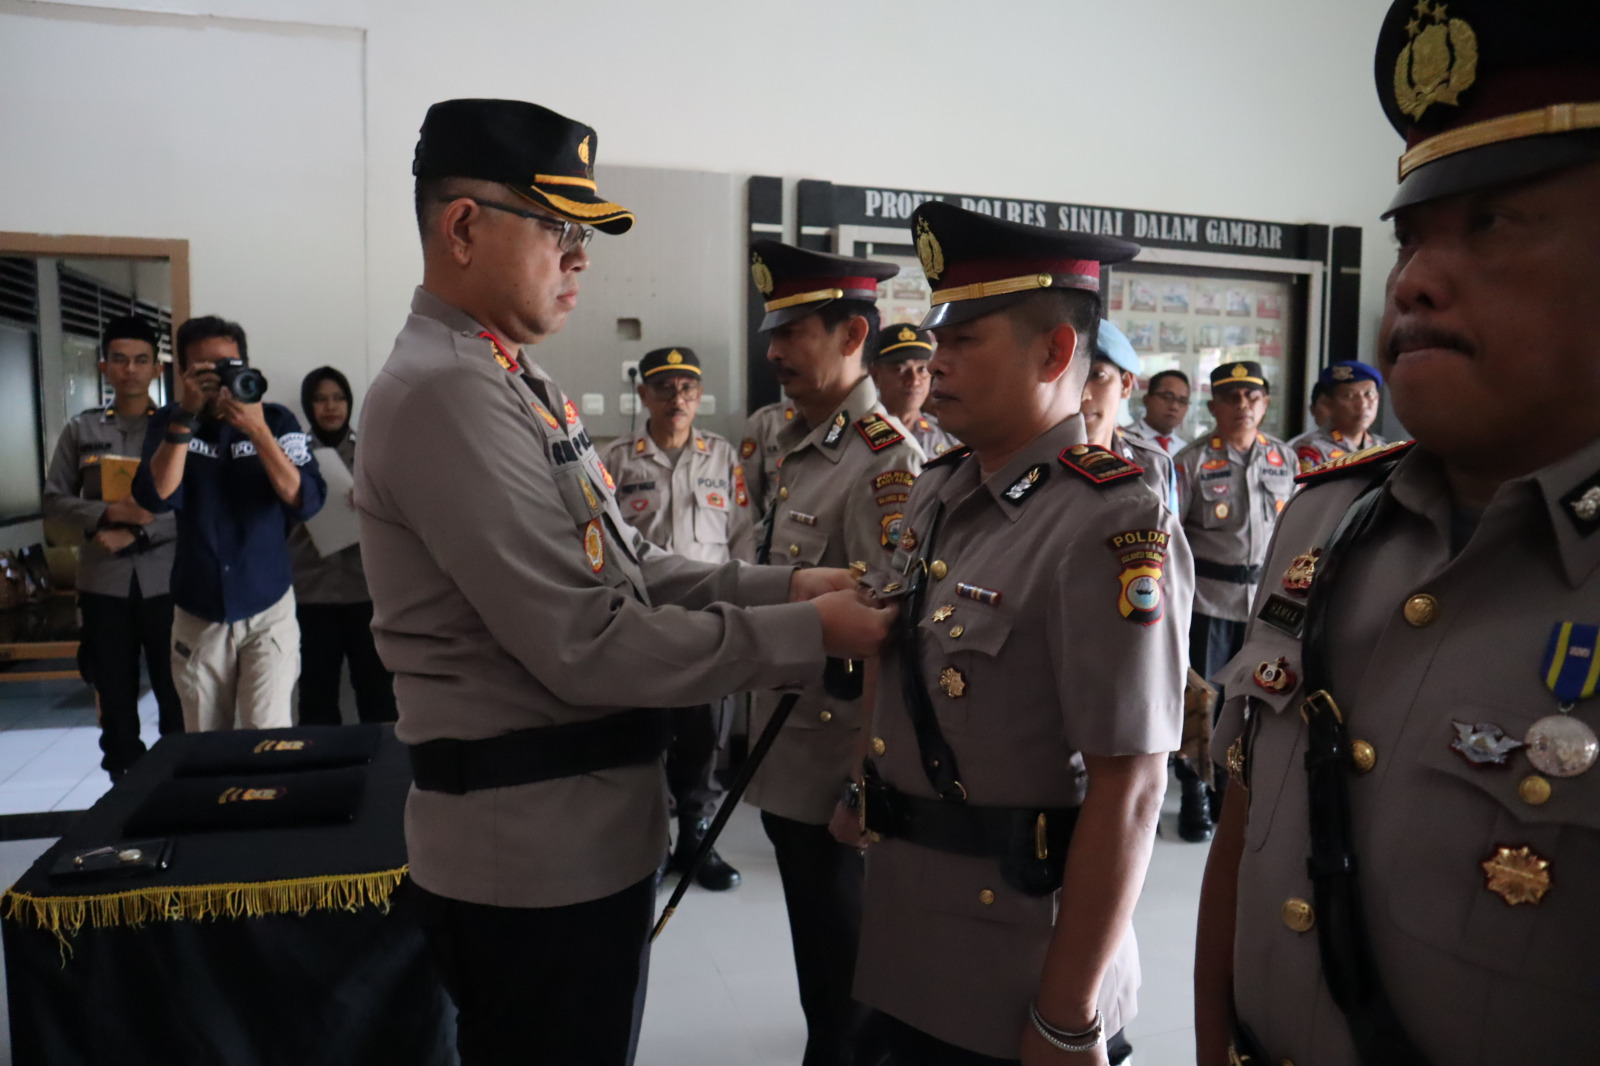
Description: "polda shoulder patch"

(855, 413), (906, 452)
(1058, 444), (1143, 486)
(1294, 439), (1415, 486)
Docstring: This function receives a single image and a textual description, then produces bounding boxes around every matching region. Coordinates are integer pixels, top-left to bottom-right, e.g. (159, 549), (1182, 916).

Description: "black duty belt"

(863, 768), (1078, 897)
(1297, 478), (1431, 1065)
(408, 708), (671, 794)
(1193, 558), (1263, 584)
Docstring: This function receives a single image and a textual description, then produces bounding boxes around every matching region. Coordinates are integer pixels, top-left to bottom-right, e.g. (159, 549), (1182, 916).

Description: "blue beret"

(1318, 360), (1383, 389)
(1094, 320), (1140, 375)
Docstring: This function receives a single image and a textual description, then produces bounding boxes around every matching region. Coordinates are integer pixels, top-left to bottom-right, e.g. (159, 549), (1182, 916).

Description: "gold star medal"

(1281, 548), (1321, 596)
(1481, 845), (1551, 906)
(939, 667), (965, 699)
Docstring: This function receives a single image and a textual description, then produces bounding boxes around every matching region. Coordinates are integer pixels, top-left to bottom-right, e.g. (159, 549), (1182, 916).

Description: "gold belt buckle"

(1300, 688), (1343, 726)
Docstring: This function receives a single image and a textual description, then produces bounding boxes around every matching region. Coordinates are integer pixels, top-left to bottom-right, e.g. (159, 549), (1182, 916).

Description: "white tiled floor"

(0, 677), (1211, 1066)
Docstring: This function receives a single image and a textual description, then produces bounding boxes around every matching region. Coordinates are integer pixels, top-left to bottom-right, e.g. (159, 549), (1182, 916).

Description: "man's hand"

(103, 498), (153, 525)
(215, 388), (271, 441)
(93, 528), (137, 554)
(789, 566), (858, 602)
(812, 588), (897, 659)
(1020, 1020), (1109, 1066)
(179, 361), (219, 415)
(828, 797), (870, 849)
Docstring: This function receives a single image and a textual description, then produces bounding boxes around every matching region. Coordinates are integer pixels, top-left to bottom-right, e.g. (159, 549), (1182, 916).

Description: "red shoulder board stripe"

(1058, 443), (1143, 485)
(1294, 440), (1416, 485)
(924, 444), (973, 469)
(855, 413), (906, 452)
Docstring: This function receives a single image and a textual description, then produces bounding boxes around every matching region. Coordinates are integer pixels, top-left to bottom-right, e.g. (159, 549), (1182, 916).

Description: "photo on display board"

(1194, 286), (1221, 314)
(1256, 293), (1282, 319)
(1256, 326), (1283, 359)
(1225, 288), (1253, 316)
(1129, 280), (1158, 312)
(1159, 322), (1189, 352)
(1126, 321), (1156, 352)
(1106, 278), (1124, 312)
(1196, 324), (1223, 349)
(1224, 324), (1254, 347)
(1160, 282), (1189, 313)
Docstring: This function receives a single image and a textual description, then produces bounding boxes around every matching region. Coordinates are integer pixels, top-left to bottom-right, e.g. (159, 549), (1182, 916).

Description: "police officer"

(868, 322), (962, 458)
(601, 345), (750, 891)
(845, 201), (1192, 1066)
(739, 395), (796, 521)
(742, 238), (923, 1066)
(1288, 360), (1388, 473)
(1080, 318), (1177, 508)
(1172, 363), (1295, 683)
(1195, 4), (1600, 1064)
(42, 315), (182, 778)
(356, 99), (894, 1066)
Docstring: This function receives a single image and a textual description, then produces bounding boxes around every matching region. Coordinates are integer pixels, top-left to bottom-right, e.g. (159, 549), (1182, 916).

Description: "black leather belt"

(408, 708), (671, 794)
(1194, 558), (1263, 584)
(863, 770), (1078, 896)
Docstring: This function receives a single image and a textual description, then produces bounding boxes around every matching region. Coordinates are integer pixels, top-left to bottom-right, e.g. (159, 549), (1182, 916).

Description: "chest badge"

(931, 605), (955, 623)
(955, 582), (1001, 606)
(1481, 845), (1551, 907)
(899, 527), (918, 551)
(823, 412), (849, 449)
(1266, 448), (1285, 467)
(1527, 622), (1600, 778)
(1003, 464), (1049, 504)
(583, 519), (605, 573)
(1213, 502), (1231, 521)
(1449, 721), (1524, 767)
(631, 498), (648, 512)
(563, 399), (580, 427)
(939, 667), (966, 699)
(1282, 549), (1321, 596)
(1251, 657), (1297, 694)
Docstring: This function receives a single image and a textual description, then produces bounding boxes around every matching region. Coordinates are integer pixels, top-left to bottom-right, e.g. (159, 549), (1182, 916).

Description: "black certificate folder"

(124, 767), (366, 835)
(174, 724), (382, 777)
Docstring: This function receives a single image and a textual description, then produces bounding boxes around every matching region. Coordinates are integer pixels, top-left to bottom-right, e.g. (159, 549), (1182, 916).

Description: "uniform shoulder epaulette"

(1294, 439), (1416, 486)
(1058, 443), (1143, 485)
(855, 412), (906, 452)
(924, 444), (972, 469)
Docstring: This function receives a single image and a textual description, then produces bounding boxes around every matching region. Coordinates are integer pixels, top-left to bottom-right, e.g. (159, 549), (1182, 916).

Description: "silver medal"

(1524, 714), (1600, 778)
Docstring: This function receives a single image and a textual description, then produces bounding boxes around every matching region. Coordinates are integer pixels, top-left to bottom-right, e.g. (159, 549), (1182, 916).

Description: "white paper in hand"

(304, 447), (361, 557)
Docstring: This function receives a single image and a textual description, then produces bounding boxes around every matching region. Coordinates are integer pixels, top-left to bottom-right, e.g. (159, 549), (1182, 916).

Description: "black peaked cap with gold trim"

(1376, 0), (1600, 215)
(1211, 360), (1268, 391)
(871, 323), (934, 365)
(639, 347), (701, 379)
(910, 201), (1139, 330)
(414, 99), (634, 234)
(749, 240), (897, 332)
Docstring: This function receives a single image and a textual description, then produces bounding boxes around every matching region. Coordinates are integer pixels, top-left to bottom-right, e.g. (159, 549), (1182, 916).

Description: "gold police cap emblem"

(577, 135), (591, 166)
(751, 253), (774, 295)
(666, 349), (683, 365)
(1394, 2), (1478, 121)
(916, 217), (944, 282)
(898, 326), (917, 342)
(1232, 363), (1249, 379)
(1332, 364), (1355, 380)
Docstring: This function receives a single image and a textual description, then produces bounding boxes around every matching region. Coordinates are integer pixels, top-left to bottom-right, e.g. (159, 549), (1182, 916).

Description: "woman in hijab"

(287, 367), (396, 724)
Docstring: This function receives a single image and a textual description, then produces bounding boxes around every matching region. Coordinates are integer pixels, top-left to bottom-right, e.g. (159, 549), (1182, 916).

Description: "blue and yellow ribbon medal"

(1528, 623), (1600, 778)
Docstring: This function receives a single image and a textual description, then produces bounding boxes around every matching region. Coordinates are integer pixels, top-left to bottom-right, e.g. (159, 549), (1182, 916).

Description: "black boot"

(669, 817), (741, 892)
(1175, 759), (1215, 843)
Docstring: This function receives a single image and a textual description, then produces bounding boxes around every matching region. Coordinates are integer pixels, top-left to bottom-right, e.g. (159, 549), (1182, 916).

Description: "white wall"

(3, 0), (1405, 428)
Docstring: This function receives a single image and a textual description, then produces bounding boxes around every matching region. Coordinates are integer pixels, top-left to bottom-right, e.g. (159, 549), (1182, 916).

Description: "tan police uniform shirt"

(1288, 425), (1388, 474)
(600, 427), (754, 565)
(43, 405), (177, 598)
(854, 416), (1194, 1058)
(356, 288), (826, 909)
(744, 376), (923, 825)
(1173, 432), (1296, 621)
(288, 433), (371, 604)
(738, 398), (796, 520)
(905, 411), (962, 460)
(1116, 427), (1178, 511)
(1212, 437), (1600, 1066)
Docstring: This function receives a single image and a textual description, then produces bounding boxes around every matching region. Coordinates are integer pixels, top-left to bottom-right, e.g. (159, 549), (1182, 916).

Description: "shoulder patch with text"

(1108, 529), (1169, 626)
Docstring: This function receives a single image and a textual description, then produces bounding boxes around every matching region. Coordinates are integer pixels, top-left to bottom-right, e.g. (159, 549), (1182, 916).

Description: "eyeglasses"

(449, 197), (594, 254)
(1148, 391), (1190, 406)
(645, 379), (703, 400)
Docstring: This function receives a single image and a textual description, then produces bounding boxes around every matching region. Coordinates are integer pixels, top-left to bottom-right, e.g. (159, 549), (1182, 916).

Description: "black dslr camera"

(212, 357), (268, 404)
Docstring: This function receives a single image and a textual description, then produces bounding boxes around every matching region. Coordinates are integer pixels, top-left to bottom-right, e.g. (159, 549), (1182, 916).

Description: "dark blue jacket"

(133, 403), (325, 623)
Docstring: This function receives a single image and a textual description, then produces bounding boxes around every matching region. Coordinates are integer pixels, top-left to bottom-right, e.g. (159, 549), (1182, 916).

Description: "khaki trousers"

(171, 588), (298, 732)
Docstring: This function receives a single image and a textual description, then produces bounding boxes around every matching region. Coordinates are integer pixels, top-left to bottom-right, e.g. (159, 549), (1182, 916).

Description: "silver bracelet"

(1029, 1004), (1105, 1053)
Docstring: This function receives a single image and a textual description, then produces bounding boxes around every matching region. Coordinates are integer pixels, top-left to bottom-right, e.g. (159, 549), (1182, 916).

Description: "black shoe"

(669, 818), (742, 892)
(1178, 774), (1215, 844)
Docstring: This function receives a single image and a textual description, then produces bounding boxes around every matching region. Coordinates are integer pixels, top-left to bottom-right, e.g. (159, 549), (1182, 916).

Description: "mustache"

(1386, 322), (1476, 360)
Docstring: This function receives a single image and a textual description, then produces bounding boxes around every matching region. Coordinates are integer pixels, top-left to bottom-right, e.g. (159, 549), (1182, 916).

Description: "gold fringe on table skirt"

(1, 866), (408, 957)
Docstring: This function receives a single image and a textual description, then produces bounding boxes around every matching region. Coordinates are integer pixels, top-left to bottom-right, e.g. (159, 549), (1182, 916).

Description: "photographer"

(288, 367), (396, 725)
(132, 316), (325, 732)
(43, 315), (182, 779)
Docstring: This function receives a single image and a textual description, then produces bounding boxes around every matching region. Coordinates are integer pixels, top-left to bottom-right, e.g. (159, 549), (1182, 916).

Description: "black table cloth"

(2, 725), (455, 1066)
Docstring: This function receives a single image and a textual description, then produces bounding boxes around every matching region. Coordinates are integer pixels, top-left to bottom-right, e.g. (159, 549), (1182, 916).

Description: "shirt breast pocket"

(775, 519), (830, 567)
(918, 605), (1014, 734)
(693, 494), (730, 544)
(1386, 706), (1600, 996)
(1197, 483), (1241, 529)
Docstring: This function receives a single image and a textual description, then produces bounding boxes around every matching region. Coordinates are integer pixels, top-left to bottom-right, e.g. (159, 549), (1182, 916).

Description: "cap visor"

(760, 299), (839, 333)
(919, 290), (1038, 330)
(523, 184), (635, 234)
(1384, 131), (1600, 218)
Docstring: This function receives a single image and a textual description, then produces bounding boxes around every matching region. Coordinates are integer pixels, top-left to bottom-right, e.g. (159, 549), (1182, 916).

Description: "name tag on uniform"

(1257, 594), (1306, 638)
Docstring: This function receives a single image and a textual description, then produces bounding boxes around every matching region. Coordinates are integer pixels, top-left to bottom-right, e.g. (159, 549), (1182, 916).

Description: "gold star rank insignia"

(931, 605), (955, 623)
(1482, 846), (1551, 906)
(939, 667), (966, 699)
